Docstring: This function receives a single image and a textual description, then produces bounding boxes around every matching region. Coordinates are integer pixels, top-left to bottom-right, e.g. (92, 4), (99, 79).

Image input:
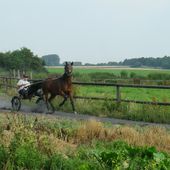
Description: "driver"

(17, 74), (30, 97)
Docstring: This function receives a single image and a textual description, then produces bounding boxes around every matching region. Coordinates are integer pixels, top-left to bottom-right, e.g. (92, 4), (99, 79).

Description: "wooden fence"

(1, 76), (170, 106)
(93, 78), (170, 85)
(0, 76), (19, 91)
(73, 82), (170, 106)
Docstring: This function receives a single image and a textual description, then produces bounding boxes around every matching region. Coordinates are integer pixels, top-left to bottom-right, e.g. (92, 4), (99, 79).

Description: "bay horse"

(42, 62), (76, 113)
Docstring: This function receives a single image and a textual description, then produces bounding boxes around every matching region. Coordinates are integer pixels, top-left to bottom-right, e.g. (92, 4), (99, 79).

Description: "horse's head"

(64, 62), (73, 76)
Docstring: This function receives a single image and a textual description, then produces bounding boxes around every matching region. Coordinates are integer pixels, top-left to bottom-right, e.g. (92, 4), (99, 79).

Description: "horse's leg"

(69, 93), (76, 114)
(28, 94), (33, 101)
(48, 94), (56, 112)
(59, 92), (68, 107)
(44, 93), (50, 110)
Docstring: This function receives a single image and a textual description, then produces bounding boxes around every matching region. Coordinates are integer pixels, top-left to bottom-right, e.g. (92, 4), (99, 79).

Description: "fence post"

(5, 77), (8, 92)
(30, 72), (32, 79)
(13, 69), (16, 78)
(116, 85), (121, 103)
(17, 70), (20, 78)
(9, 77), (12, 87)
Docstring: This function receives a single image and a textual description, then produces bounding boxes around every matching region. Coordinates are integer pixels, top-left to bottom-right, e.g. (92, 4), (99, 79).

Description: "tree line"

(1, 47), (169, 70)
(0, 47), (46, 72)
(84, 56), (170, 69)
(121, 56), (170, 69)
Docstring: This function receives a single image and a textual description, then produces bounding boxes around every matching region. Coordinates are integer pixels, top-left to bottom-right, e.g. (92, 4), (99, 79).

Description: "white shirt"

(17, 79), (30, 91)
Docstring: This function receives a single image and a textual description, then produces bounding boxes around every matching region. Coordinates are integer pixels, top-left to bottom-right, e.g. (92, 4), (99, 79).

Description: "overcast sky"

(0, 0), (170, 64)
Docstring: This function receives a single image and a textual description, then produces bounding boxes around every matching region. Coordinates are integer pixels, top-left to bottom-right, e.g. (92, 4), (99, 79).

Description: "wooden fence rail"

(1, 76), (170, 106)
(0, 76), (19, 91)
(73, 82), (170, 106)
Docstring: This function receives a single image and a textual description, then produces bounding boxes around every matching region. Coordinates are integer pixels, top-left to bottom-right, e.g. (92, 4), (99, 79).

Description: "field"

(47, 66), (170, 101)
(75, 85), (170, 101)
(44, 66), (170, 124)
(47, 66), (170, 76)
(0, 112), (169, 169)
(47, 67), (170, 99)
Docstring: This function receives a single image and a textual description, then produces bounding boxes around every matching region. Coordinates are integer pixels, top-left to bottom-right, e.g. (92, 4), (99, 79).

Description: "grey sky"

(0, 0), (170, 64)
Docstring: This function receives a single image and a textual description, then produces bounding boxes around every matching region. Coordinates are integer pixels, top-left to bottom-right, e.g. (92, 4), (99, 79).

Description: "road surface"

(0, 95), (169, 128)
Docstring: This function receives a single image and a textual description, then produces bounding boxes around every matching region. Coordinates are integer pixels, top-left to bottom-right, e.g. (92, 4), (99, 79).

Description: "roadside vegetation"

(0, 112), (169, 169)
(48, 97), (170, 124)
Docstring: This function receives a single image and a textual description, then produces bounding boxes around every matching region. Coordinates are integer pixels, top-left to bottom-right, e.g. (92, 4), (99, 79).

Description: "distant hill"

(42, 54), (60, 66)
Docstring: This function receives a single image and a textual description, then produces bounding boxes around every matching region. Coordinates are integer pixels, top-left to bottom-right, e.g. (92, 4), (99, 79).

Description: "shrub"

(130, 72), (137, 78)
(120, 71), (128, 78)
(88, 72), (116, 82)
(148, 73), (170, 80)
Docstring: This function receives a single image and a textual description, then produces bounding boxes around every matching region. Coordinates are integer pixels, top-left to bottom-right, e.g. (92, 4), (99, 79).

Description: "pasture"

(45, 66), (170, 124)
(47, 66), (170, 101)
(47, 66), (170, 77)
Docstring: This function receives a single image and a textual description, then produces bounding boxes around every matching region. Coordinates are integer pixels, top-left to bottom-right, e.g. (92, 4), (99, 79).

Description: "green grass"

(48, 67), (170, 77)
(74, 85), (170, 102)
(48, 66), (170, 102)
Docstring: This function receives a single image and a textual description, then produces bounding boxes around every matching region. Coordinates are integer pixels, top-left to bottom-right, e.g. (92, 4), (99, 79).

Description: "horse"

(42, 62), (76, 113)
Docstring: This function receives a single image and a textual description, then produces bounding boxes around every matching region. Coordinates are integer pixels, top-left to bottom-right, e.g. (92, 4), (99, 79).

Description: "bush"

(120, 71), (128, 78)
(148, 73), (170, 80)
(130, 72), (137, 78)
(73, 72), (91, 82)
(88, 72), (116, 82)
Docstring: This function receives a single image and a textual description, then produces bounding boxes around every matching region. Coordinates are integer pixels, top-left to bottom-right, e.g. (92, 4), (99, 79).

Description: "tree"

(122, 56), (170, 69)
(0, 47), (46, 72)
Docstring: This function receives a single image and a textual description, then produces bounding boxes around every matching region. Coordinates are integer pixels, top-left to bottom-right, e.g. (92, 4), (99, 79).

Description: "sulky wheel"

(11, 96), (21, 111)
